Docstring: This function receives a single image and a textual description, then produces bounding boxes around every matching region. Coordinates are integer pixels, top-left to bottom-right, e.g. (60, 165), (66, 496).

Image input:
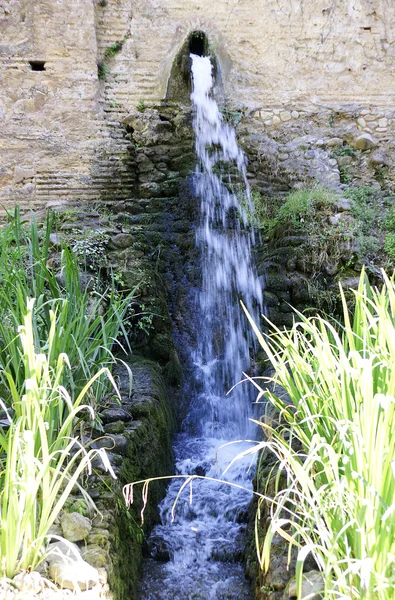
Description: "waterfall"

(138, 54), (263, 600)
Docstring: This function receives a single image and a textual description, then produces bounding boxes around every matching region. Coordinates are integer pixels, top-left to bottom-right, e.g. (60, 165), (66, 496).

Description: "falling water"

(138, 54), (263, 599)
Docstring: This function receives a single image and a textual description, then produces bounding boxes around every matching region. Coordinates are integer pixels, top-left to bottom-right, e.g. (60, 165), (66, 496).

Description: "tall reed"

(0, 208), (133, 410)
(0, 299), (117, 578)
(242, 270), (395, 599)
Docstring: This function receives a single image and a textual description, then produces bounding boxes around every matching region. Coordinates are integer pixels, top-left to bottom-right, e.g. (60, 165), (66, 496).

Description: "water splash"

(138, 54), (262, 600)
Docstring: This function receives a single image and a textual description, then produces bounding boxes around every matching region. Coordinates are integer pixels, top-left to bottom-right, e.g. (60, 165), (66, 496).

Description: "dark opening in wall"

(29, 61), (46, 71)
(189, 31), (208, 56)
(167, 31), (219, 102)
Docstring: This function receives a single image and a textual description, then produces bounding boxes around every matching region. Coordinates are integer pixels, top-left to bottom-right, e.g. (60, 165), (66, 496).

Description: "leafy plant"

(105, 41), (124, 59)
(241, 269), (395, 600)
(0, 299), (117, 578)
(136, 100), (146, 113)
(98, 61), (109, 80)
(0, 209), (133, 410)
(384, 233), (395, 261)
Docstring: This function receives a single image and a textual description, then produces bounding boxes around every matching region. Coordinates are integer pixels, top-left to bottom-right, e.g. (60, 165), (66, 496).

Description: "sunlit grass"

(241, 269), (395, 599)
(0, 299), (118, 577)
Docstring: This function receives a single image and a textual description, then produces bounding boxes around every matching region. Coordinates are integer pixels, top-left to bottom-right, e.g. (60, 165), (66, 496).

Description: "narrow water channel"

(138, 54), (263, 600)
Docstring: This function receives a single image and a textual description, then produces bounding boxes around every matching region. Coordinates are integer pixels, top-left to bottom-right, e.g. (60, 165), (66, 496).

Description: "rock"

(339, 276), (361, 290)
(353, 133), (377, 150)
(287, 569), (324, 599)
(369, 150), (388, 166)
(378, 117), (388, 128)
(337, 155), (352, 167)
(108, 233), (133, 249)
(47, 540), (81, 564)
(329, 213), (354, 226)
(12, 572), (43, 594)
(14, 166), (35, 184)
(335, 198), (351, 212)
(92, 434), (129, 455)
(280, 110), (292, 122)
(357, 117), (366, 128)
(147, 535), (171, 561)
(100, 407), (132, 424)
(81, 545), (108, 569)
(272, 115), (281, 126)
(60, 512), (92, 542)
(286, 135), (316, 151)
(49, 232), (62, 248)
(104, 420), (126, 434)
(326, 137), (343, 147)
(49, 558), (99, 591)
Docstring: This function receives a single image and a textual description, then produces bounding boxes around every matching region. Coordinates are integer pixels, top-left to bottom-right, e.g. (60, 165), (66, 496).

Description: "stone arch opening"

(189, 31), (209, 56)
(166, 31), (219, 103)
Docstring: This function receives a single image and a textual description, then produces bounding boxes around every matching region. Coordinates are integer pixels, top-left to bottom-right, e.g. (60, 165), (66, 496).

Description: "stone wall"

(1, 0), (395, 209)
(0, 0), (135, 211)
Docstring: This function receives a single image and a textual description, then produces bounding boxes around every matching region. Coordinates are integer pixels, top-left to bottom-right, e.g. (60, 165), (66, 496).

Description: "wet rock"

(353, 133), (377, 150)
(60, 512), (92, 542)
(211, 540), (244, 562)
(287, 570), (324, 599)
(147, 536), (171, 561)
(338, 276), (361, 290)
(87, 529), (111, 548)
(49, 558), (99, 591)
(100, 407), (132, 424)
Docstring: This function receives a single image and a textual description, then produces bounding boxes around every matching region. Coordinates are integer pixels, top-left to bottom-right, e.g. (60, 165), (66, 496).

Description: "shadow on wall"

(166, 31), (222, 103)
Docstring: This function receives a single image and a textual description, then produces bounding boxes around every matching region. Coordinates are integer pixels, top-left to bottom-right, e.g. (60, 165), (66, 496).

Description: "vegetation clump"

(243, 269), (395, 600)
(0, 209), (134, 578)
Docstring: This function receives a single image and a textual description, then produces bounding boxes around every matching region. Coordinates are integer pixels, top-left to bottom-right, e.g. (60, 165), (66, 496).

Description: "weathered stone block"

(60, 512), (92, 542)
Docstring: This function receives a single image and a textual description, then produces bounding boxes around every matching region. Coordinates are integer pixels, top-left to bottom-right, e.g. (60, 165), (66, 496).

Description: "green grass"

(241, 269), (395, 599)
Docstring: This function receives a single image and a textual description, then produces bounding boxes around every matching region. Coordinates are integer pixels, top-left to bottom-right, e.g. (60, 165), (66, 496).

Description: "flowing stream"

(138, 54), (263, 600)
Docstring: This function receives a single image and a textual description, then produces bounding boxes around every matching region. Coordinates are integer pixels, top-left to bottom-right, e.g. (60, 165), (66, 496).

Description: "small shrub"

(98, 61), (109, 80)
(105, 41), (124, 59)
